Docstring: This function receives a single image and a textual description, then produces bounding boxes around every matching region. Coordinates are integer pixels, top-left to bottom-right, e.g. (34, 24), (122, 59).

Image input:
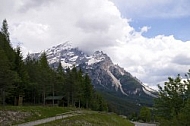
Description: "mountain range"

(30, 42), (158, 115)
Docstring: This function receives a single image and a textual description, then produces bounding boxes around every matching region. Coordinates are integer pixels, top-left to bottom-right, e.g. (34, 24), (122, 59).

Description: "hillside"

(0, 106), (134, 126)
(37, 112), (134, 126)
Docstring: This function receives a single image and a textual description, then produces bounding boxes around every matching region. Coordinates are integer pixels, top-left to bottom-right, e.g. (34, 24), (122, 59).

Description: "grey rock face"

(30, 42), (157, 98)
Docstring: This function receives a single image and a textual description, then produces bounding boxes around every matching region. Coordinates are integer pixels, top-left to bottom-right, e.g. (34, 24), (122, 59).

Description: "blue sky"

(110, 0), (190, 41)
(130, 17), (190, 41)
(1, 0), (190, 89)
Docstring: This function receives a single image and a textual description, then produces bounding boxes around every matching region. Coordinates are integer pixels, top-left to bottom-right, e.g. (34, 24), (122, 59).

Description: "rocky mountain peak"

(30, 42), (157, 99)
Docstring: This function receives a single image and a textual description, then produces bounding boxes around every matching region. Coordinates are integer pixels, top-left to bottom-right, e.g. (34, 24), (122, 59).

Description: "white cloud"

(1, 0), (190, 89)
(109, 35), (190, 88)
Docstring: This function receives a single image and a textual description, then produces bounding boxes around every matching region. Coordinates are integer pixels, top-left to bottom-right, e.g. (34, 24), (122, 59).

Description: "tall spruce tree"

(56, 62), (65, 96)
(25, 55), (41, 104)
(0, 22), (15, 70)
(83, 73), (93, 108)
(1, 19), (10, 43)
(0, 20), (18, 105)
(76, 68), (84, 108)
(39, 52), (51, 105)
(12, 46), (29, 105)
(0, 48), (16, 105)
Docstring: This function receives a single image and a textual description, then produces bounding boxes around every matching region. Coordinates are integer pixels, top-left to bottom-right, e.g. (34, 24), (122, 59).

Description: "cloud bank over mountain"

(0, 0), (190, 89)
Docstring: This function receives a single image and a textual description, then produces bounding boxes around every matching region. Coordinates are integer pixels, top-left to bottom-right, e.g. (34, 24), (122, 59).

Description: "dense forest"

(0, 19), (107, 111)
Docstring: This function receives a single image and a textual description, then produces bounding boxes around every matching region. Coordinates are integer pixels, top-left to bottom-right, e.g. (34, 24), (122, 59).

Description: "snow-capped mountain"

(30, 42), (158, 105)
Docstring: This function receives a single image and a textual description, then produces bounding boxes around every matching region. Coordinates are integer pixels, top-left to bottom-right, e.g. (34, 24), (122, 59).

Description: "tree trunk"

(72, 92), (74, 107)
(33, 95), (35, 105)
(67, 93), (70, 107)
(52, 83), (54, 106)
(14, 96), (17, 106)
(79, 99), (81, 108)
(2, 89), (5, 106)
(43, 90), (46, 106)
(86, 101), (88, 109)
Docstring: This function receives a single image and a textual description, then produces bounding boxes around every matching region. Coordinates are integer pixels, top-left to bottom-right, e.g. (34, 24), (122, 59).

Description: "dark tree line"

(0, 19), (107, 111)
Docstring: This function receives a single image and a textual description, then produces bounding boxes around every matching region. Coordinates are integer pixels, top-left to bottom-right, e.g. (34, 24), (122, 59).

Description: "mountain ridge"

(30, 42), (157, 97)
(30, 42), (157, 114)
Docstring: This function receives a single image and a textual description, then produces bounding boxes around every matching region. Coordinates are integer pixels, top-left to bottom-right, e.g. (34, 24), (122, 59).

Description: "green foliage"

(0, 106), (72, 124)
(0, 48), (17, 105)
(62, 67), (108, 111)
(1, 19), (10, 43)
(0, 21), (19, 105)
(178, 99), (190, 126)
(38, 111), (134, 126)
(154, 72), (190, 125)
(10, 46), (29, 105)
(0, 19), (108, 113)
(38, 52), (52, 105)
(139, 106), (151, 122)
(96, 87), (143, 116)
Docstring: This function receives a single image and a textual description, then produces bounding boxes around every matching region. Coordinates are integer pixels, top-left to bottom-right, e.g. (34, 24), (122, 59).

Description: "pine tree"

(56, 62), (65, 91)
(1, 19), (10, 43)
(55, 62), (65, 96)
(56, 62), (64, 75)
(0, 26), (15, 70)
(38, 52), (51, 105)
(12, 46), (29, 105)
(25, 55), (41, 104)
(0, 20), (18, 105)
(0, 48), (16, 105)
(76, 68), (84, 108)
(83, 73), (93, 108)
(64, 67), (71, 106)
(154, 74), (188, 125)
(71, 66), (79, 106)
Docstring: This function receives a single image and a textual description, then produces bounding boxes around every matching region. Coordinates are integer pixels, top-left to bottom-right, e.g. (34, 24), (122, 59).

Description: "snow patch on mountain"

(106, 69), (128, 96)
(70, 56), (78, 62)
(30, 42), (157, 98)
(142, 83), (158, 97)
(142, 83), (157, 93)
(60, 60), (72, 68)
(143, 87), (157, 98)
(87, 51), (106, 65)
(87, 57), (102, 65)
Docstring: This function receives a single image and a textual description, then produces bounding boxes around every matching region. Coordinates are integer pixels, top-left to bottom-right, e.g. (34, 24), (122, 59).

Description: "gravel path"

(15, 112), (80, 126)
(132, 122), (157, 126)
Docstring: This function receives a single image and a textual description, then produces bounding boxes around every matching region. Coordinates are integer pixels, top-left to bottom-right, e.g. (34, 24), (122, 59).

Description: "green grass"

(38, 111), (134, 126)
(0, 106), (134, 126)
(0, 106), (73, 124)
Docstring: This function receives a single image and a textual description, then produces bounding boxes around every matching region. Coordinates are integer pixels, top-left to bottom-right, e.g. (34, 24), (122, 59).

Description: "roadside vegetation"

(128, 72), (190, 126)
(0, 106), (134, 126)
(154, 72), (190, 126)
(37, 111), (134, 126)
(0, 106), (73, 125)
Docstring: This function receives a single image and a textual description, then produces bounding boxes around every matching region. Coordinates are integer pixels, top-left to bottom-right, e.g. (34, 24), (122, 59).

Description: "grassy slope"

(38, 111), (134, 126)
(0, 106), (73, 124)
(0, 106), (134, 126)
